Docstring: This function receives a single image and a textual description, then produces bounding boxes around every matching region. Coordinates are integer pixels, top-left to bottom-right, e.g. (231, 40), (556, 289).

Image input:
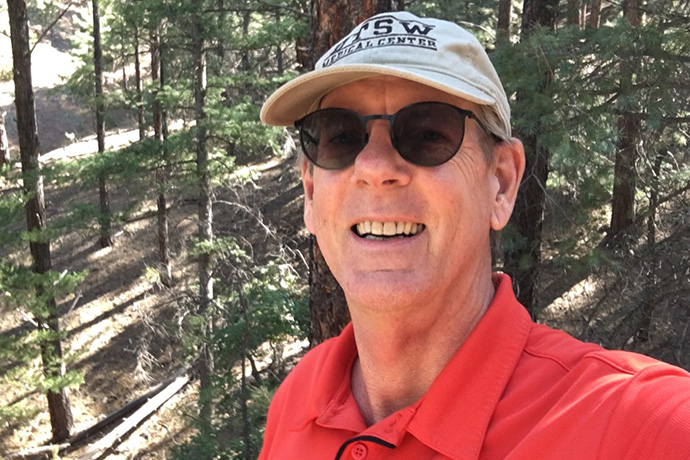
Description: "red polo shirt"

(259, 274), (690, 460)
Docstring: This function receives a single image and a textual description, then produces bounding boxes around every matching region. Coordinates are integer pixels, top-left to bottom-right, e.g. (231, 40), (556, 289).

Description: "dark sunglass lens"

(393, 103), (465, 166)
(300, 109), (366, 170)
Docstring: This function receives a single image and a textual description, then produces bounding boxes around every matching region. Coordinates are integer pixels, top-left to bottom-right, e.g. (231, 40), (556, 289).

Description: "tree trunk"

(241, 10), (251, 71)
(309, 0), (404, 68)
(646, 149), (664, 246)
(7, 0), (73, 442)
(306, 0), (403, 345)
(120, 37), (127, 91)
(92, 0), (113, 248)
(0, 111), (9, 168)
(503, 0), (558, 318)
(276, 10), (284, 75)
(151, 31), (172, 286)
(579, 3), (587, 28)
(609, 0), (642, 238)
(497, 0), (512, 43)
(134, 27), (145, 141)
(588, 0), (602, 28)
(192, 11), (215, 424)
(566, 0), (580, 26)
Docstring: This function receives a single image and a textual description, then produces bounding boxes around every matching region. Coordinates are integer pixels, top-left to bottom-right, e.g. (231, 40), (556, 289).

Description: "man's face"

(302, 76), (521, 319)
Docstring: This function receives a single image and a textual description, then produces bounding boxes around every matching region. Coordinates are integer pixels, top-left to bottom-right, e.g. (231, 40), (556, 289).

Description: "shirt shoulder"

(522, 323), (690, 459)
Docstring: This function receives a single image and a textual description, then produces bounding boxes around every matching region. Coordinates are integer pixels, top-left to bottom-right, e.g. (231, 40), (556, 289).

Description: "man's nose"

(351, 122), (412, 187)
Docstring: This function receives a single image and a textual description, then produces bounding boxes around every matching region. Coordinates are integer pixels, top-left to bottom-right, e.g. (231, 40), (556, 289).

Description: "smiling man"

(258, 11), (690, 460)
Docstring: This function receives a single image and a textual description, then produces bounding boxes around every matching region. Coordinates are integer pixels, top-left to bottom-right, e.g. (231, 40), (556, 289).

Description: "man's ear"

(490, 138), (525, 231)
(302, 159), (316, 234)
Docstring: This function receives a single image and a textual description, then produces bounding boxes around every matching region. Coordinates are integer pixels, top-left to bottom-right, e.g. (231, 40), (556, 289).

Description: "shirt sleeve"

(599, 364), (690, 460)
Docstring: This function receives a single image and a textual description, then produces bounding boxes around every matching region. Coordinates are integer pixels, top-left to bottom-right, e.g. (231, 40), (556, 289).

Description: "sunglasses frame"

(294, 101), (493, 170)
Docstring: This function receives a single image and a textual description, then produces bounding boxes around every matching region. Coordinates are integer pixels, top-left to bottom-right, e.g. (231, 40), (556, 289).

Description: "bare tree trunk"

(241, 10), (251, 71)
(579, 3), (587, 28)
(309, 0), (404, 68)
(589, 0), (602, 28)
(0, 111), (9, 168)
(151, 31), (172, 286)
(92, 0), (113, 248)
(306, 0), (403, 345)
(215, 0), (225, 63)
(192, 11), (215, 424)
(8, 0), (73, 442)
(120, 36), (127, 91)
(503, 0), (559, 318)
(497, 0), (512, 43)
(276, 10), (284, 74)
(609, 0), (642, 238)
(647, 150), (664, 246)
(239, 294), (253, 460)
(567, 0), (580, 26)
(134, 27), (145, 141)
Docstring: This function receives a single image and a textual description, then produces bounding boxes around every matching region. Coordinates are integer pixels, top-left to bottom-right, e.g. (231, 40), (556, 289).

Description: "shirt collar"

(407, 273), (532, 459)
(297, 274), (532, 459)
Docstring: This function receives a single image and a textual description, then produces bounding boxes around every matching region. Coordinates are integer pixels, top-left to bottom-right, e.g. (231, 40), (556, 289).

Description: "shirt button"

(351, 442), (368, 460)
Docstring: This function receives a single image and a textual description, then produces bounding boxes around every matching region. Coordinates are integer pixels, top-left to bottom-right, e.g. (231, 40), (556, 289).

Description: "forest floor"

(1, 10), (310, 456)
(1, 5), (689, 459)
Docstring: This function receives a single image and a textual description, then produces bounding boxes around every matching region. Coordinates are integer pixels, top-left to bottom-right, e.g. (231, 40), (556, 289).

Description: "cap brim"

(260, 64), (496, 126)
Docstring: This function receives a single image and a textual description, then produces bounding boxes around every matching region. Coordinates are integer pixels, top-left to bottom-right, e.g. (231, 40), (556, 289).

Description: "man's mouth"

(352, 221), (426, 240)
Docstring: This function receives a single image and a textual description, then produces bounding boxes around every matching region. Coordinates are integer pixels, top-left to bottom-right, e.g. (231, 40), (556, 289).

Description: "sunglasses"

(294, 101), (491, 170)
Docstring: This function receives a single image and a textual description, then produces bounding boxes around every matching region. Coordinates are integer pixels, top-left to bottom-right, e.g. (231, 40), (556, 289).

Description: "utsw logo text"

(322, 15), (438, 67)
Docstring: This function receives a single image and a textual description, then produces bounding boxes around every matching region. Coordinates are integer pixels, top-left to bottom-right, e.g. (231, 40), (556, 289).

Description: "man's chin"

(342, 274), (427, 313)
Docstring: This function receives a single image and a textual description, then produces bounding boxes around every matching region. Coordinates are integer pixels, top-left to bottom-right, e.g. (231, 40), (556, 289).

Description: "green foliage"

(175, 234), (307, 460)
(0, 257), (87, 424)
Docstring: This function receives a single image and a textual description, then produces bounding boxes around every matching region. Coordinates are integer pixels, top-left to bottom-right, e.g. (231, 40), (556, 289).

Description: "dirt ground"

(0, 149), (308, 459)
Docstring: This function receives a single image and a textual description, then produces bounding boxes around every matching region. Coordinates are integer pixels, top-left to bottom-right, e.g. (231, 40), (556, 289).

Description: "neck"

(349, 273), (495, 426)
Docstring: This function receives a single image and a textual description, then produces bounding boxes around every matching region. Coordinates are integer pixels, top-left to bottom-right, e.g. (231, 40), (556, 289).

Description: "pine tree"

(7, 0), (74, 442)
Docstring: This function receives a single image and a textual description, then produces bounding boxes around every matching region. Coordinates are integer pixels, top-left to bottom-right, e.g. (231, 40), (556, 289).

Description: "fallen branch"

(5, 443), (69, 460)
(76, 373), (190, 460)
(67, 365), (190, 448)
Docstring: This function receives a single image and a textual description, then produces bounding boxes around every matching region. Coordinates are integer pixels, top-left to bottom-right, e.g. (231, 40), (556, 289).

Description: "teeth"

(371, 221), (383, 235)
(383, 222), (396, 236)
(355, 221), (425, 238)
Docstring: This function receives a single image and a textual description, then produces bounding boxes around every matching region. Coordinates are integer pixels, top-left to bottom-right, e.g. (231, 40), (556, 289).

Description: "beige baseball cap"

(260, 11), (511, 139)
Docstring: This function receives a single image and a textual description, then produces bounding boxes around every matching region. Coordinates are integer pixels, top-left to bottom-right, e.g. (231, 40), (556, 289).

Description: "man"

(258, 11), (690, 460)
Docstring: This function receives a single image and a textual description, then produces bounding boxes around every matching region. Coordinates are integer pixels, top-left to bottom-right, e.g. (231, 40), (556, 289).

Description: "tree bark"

(134, 27), (145, 141)
(8, 0), (73, 442)
(276, 10), (284, 75)
(241, 10), (251, 71)
(566, 0), (580, 26)
(503, 0), (559, 318)
(497, 0), (512, 43)
(588, 0), (602, 28)
(92, 0), (113, 248)
(309, 0), (404, 68)
(151, 31), (172, 286)
(306, 0), (403, 345)
(0, 111), (9, 168)
(609, 0), (642, 238)
(192, 11), (215, 424)
(646, 150), (664, 246)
